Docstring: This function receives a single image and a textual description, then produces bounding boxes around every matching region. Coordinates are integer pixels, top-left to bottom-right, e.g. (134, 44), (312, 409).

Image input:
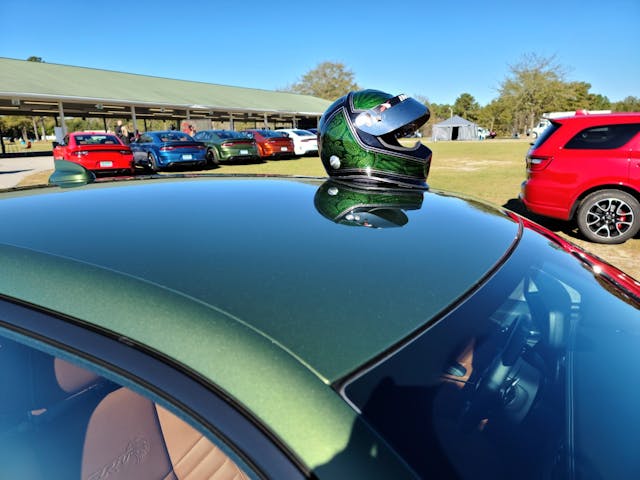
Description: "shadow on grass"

(502, 198), (584, 240)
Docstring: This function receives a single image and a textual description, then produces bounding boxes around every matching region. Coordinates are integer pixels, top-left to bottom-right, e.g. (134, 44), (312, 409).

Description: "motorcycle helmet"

(318, 89), (431, 188)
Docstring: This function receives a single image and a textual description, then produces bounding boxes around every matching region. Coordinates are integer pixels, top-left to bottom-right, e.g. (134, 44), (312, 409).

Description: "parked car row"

(53, 128), (319, 175)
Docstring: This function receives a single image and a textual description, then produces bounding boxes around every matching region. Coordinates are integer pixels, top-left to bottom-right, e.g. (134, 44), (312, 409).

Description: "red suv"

(520, 113), (640, 244)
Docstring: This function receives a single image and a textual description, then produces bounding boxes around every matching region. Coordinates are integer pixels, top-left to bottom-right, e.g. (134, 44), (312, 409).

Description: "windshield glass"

(214, 130), (243, 139)
(531, 121), (560, 149)
(342, 229), (640, 479)
(157, 132), (192, 142)
(260, 130), (288, 138)
(74, 134), (120, 145)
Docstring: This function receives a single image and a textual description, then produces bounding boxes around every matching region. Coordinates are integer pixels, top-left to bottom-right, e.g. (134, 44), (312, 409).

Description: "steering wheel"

(457, 315), (541, 432)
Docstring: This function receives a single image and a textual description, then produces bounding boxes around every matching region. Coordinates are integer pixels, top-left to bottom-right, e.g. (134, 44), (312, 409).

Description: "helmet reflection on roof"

(314, 180), (423, 228)
(318, 90), (432, 189)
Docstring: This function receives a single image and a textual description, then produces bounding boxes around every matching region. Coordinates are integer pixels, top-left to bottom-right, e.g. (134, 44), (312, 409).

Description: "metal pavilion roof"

(0, 57), (331, 125)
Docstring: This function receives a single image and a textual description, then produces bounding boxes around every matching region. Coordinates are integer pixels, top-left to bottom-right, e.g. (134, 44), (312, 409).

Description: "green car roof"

(0, 176), (520, 473)
(0, 176), (518, 383)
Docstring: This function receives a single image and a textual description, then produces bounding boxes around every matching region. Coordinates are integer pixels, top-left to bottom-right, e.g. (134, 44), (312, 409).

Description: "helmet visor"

(354, 95), (429, 136)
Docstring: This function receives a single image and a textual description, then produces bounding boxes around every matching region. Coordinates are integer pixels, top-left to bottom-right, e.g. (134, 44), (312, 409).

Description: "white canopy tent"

(432, 115), (478, 141)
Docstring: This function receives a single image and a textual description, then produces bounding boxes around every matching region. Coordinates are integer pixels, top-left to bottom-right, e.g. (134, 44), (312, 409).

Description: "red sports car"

(53, 131), (134, 174)
(241, 129), (295, 159)
(520, 112), (640, 244)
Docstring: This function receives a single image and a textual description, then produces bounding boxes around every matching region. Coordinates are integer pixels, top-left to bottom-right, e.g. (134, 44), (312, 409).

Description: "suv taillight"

(527, 154), (552, 171)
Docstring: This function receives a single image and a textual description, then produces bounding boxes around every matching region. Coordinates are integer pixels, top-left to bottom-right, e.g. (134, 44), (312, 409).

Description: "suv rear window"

(565, 123), (640, 150)
(530, 122), (560, 149)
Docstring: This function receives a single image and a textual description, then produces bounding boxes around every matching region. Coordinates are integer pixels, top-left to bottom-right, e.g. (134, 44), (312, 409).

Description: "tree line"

(285, 55), (639, 136)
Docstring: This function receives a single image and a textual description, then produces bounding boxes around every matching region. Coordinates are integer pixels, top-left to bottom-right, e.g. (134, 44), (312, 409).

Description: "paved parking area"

(0, 155), (53, 189)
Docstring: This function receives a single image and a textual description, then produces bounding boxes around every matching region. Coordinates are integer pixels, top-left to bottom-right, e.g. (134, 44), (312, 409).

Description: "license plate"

(99, 161), (113, 167)
(182, 154), (193, 160)
(240, 149), (249, 155)
(281, 147), (288, 151)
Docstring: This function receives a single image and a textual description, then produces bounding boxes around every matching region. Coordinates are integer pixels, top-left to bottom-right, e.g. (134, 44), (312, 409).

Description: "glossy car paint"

(3, 174), (638, 477)
(521, 113), (640, 220)
(52, 131), (134, 173)
(193, 130), (260, 164)
(241, 129), (295, 159)
(0, 176), (520, 473)
(129, 130), (207, 171)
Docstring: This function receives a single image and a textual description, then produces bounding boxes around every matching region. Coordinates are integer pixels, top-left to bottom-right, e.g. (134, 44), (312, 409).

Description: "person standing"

(115, 120), (129, 144)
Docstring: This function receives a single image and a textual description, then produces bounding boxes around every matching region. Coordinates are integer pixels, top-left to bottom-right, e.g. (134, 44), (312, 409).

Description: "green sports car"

(0, 162), (639, 479)
(193, 129), (260, 167)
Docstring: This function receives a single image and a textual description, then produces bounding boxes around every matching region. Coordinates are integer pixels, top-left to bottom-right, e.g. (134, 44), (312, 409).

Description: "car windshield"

(75, 135), (119, 145)
(157, 132), (191, 142)
(289, 129), (314, 136)
(214, 131), (243, 139)
(342, 229), (640, 479)
(259, 130), (288, 138)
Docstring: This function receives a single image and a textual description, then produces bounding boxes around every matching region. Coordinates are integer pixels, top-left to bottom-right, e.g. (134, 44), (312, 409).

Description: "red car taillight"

(74, 150), (88, 157)
(527, 154), (553, 171)
(119, 150), (130, 155)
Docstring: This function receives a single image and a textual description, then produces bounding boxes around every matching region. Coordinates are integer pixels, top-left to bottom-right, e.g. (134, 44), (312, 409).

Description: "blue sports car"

(130, 130), (207, 172)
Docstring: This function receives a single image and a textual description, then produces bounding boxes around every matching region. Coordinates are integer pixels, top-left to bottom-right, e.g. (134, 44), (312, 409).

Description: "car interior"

(0, 335), (249, 480)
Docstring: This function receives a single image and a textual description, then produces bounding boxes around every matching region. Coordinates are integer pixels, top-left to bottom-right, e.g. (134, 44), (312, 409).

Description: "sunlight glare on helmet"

(355, 112), (374, 128)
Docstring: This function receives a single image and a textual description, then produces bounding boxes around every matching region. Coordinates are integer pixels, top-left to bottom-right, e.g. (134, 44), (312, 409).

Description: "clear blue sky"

(1, 0), (638, 106)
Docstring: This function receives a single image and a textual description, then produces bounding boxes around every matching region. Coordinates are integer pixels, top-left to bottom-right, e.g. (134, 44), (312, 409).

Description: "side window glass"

(0, 332), (252, 479)
(565, 123), (640, 150)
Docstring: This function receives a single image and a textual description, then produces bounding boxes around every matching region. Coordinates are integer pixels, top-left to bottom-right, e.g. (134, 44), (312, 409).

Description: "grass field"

(16, 138), (640, 280)
(1, 140), (54, 154)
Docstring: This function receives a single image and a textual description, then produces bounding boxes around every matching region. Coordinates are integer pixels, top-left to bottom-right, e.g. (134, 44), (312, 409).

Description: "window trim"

(0, 296), (307, 480)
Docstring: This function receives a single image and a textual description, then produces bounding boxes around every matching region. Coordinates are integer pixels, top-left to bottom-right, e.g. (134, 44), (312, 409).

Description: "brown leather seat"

(0, 338), (111, 479)
(82, 387), (250, 480)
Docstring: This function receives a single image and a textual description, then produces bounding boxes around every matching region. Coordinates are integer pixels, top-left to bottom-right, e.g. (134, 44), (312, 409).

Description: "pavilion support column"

(229, 113), (234, 130)
(57, 101), (67, 135)
(292, 116), (297, 128)
(263, 113), (268, 129)
(130, 106), (138, 132)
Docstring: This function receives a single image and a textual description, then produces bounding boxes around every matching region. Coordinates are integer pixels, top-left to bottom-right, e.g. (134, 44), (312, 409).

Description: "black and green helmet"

(318, 89), (432, 188)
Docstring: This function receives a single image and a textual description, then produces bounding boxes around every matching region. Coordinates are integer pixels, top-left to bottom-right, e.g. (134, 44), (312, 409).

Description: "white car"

(531, 119), (551, 138)
(276, 129), (318, 156)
